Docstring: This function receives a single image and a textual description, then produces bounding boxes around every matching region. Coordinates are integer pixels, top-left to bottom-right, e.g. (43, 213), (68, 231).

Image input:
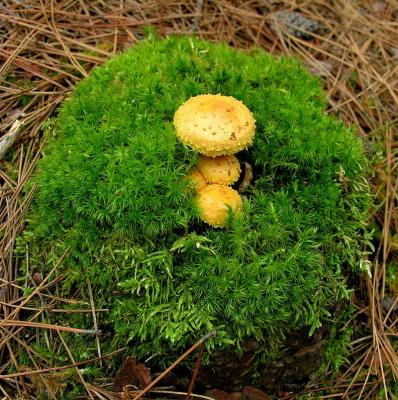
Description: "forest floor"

(0, 0), (398, 399)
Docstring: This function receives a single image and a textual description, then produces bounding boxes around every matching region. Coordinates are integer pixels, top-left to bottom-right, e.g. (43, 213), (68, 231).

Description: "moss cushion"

(22, 36), (370, 368)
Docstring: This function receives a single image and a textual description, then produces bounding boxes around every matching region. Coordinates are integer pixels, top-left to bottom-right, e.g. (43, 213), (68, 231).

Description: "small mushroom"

(197, 155), (241, 186)
(185, 167), (208, 192)
(196, 184), (243, 227)
(174, 94), (256, 157)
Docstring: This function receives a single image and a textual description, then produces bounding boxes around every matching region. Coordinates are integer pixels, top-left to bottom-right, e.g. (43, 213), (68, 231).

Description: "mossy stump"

(21, 36), (370, 391)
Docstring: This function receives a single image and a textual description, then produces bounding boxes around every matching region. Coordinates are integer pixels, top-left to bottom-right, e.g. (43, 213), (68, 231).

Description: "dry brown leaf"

(113, 357), (151, 392)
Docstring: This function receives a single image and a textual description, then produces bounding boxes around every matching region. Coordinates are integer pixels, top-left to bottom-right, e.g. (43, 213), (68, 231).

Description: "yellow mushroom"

(197, 155), (241, 186)
(196, 184), (243, 228)
(174, 94), (256, 157)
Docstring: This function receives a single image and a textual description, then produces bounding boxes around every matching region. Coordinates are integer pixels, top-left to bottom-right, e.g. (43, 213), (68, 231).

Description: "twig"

(132, 330), (216, 400)
(186, 343), (204, 400)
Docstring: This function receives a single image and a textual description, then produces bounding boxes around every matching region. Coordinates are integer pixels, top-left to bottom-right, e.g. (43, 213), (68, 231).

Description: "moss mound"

(22, 36), (370, 369)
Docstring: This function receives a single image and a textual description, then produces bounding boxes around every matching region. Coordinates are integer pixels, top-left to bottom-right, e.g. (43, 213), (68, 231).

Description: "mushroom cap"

(196, 184), (243, 227)
(185, 167), (208, 192)
(197, 155), (241, 186)
(173, 94), (256, 157)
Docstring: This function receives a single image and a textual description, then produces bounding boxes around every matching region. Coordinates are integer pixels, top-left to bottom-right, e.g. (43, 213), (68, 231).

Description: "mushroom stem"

(237, 161), (253, 194)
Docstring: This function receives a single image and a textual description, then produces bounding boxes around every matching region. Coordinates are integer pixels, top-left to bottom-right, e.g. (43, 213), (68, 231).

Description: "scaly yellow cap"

(174, 94), (256, 157)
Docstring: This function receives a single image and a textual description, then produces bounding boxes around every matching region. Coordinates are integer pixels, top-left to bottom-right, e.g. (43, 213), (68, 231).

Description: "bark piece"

(0, 120), (22, 160)
(273, 11), (319, 39)
(381, 296), (398, 312)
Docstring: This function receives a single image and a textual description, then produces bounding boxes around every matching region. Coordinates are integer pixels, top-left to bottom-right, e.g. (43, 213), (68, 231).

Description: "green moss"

(20, 36), (371, 369)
